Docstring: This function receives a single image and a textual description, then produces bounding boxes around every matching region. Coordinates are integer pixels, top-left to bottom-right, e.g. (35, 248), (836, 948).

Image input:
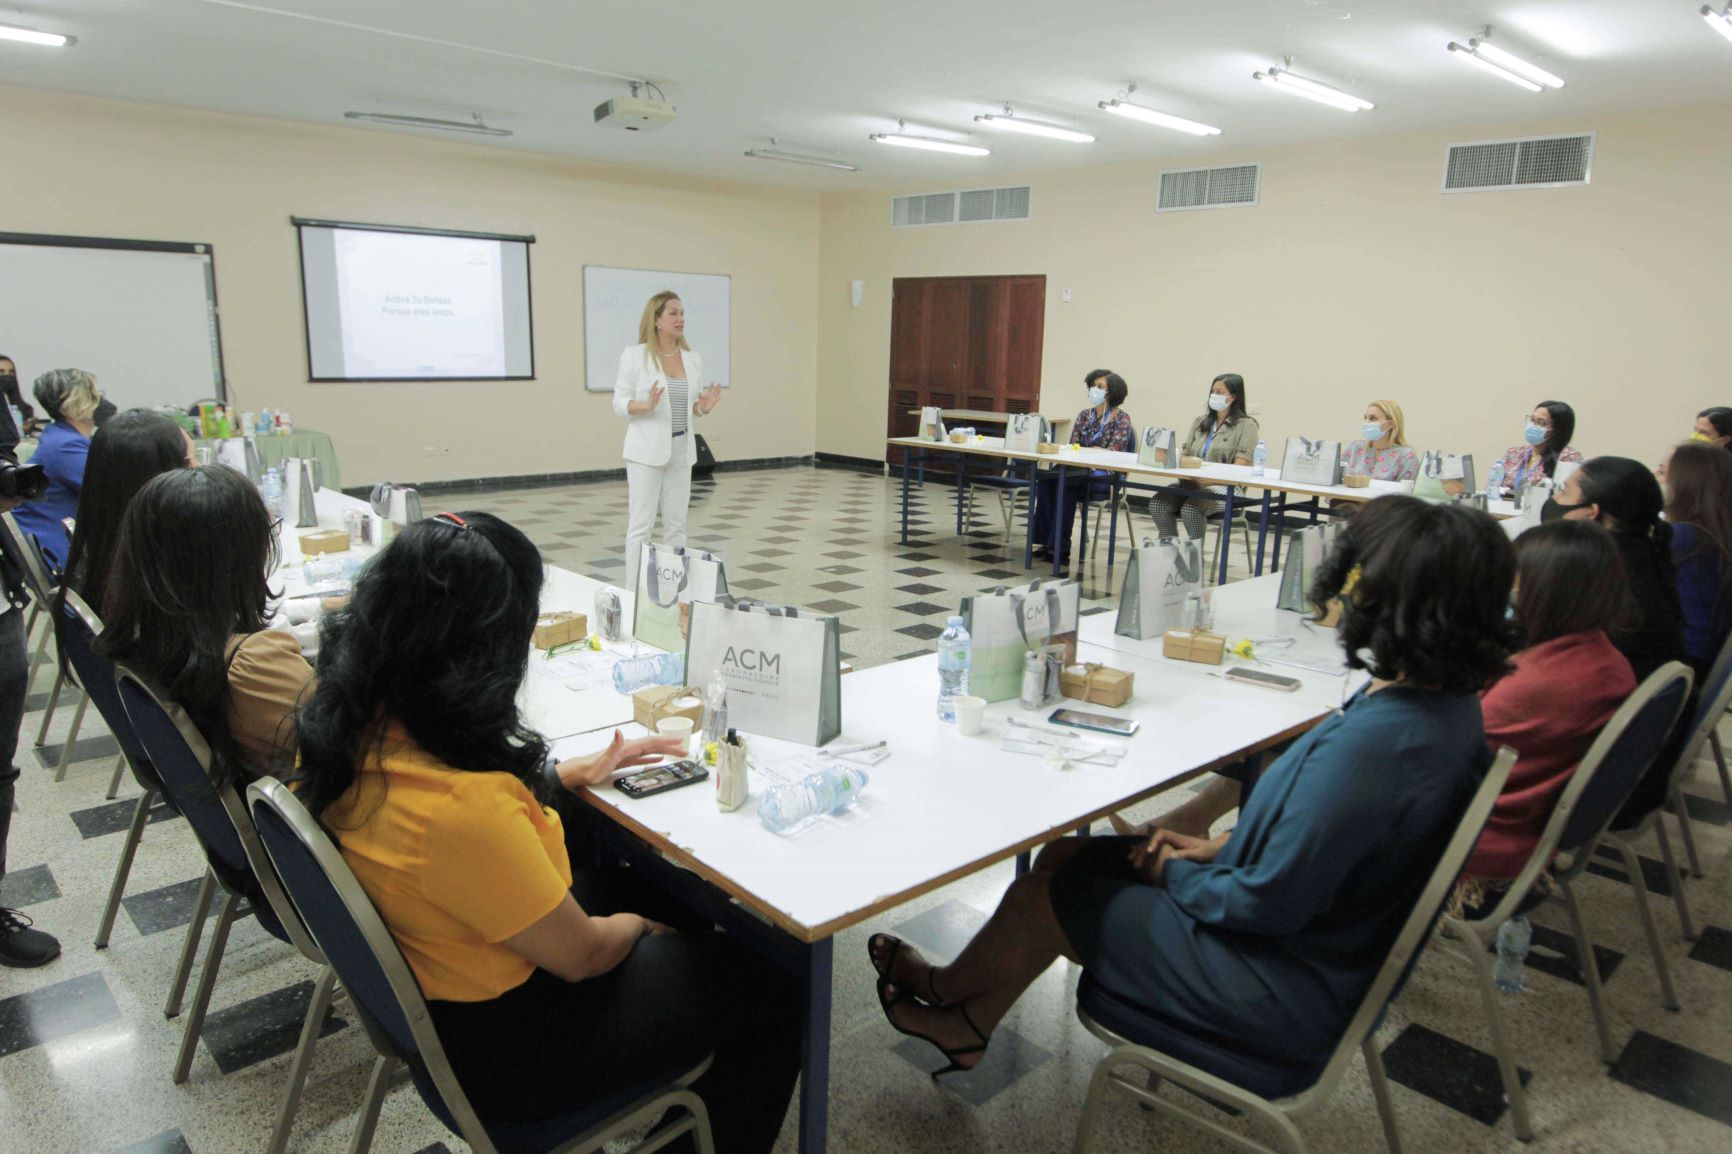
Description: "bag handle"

(644, 543), (690, 608)
(1011, 585), (1063, 649)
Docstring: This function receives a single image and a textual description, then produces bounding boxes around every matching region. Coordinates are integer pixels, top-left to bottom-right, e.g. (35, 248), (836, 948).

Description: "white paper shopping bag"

(1115, 537), (1205, 640)
(961, 578), (1081, 702)
(633, 543), (730, 654)
(1137, 426), (1179, 468)
(1282, 437), (1344, 486)
(685, 599), (842, 746)
(1005, 413), (1048, 452)
(1277, 522), (1342, 612)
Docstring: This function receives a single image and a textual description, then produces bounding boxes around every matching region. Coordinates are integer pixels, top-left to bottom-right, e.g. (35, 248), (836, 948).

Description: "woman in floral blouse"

(1030, 370), (1133, 564)
(1498, 400), (1582, 495)
(1342, 399), (1420, 481)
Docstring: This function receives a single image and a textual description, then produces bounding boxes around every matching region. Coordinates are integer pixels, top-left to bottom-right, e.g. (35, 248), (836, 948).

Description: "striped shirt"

(667, 376), (689, 436)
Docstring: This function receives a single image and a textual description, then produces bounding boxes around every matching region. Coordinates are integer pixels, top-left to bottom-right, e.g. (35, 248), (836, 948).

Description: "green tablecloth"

(192, 429), (341, 490)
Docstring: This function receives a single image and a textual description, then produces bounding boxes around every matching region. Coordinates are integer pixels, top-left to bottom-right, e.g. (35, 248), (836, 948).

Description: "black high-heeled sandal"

(876, 977), (988, 1079)
(867, 933), (951, 1007)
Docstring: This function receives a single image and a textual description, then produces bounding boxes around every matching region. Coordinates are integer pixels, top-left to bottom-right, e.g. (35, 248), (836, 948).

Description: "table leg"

(954, 452), (965, 536)
(1106, 476), (1121, 571)
(1050, 465), (1066, 577)
(1022, 461), (1036, 571)
(798, 939), (835, 1154)
(1271, 492), (1290, 574)
(899, 452), (911, 546)
(1253, 491), (1273, 577)
(1015, 851), (1031, 876)
(1217, 486), (1237, 585)
(1076, 474), (1091, 567)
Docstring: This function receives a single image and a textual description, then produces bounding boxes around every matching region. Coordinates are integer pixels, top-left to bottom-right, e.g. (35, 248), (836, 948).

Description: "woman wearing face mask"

(1498, 401), (1580, 496)
(0, 356), (35, 433)
(1692, 407), (1732, 450)
(1149, 374), (1259, 541)
(1341, 400), (1418, 481)
(1030, 370), (1133, 564)
(1546, 456), (1684, 683)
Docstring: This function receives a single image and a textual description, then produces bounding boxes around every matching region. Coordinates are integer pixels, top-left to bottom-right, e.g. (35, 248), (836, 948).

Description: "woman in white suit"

(615, 291), (722, 580)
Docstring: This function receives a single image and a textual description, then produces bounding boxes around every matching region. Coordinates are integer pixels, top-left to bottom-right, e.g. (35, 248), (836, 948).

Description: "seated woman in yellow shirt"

(293, 510), (800, 1154)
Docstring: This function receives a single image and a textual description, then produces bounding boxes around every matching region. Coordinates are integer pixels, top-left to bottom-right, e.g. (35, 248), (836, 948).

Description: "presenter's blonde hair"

(638, 291), (691, 366)
(1369, 399), (1408, 447)
(35, 368), (101, 423)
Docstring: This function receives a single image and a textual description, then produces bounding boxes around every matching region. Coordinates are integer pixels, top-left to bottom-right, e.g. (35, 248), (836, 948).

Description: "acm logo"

(722, 647), (781, 675)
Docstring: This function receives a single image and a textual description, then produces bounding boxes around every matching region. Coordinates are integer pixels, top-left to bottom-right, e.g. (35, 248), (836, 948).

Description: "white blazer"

(613, 342), (704, 468)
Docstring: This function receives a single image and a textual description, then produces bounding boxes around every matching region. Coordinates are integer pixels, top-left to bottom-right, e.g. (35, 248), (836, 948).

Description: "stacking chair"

(962, 461), (1033, 542)
(1071, 747), (1517, 1154)
(1077, 480), (1138, 568)
(1203, 506), (1253, 585)
(56, 592), (168, 946)
(0, 510), (58, 697)
(1631, 629), (1732, 885)
(1435, 662), (1693, 1139)
(247, 777), (716, 1154)
(113, 667), (336, 1154)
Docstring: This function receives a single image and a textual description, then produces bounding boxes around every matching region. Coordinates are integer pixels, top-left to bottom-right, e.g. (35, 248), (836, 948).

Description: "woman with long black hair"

(1149, 372), (1259, 541)
(1498, 400), (1581, 495)
(1662, 441), (1732, 678)
(294, 511), (799, 1152)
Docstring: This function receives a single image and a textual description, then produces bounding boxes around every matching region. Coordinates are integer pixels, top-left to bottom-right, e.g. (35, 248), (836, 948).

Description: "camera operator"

(0, 398), (56, 967)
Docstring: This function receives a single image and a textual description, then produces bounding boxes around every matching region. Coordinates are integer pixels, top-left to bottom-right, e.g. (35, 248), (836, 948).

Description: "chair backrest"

(1556, 662), (1693, 852)
(112, 665), (322, 964)
(1665, 629), (1732, 792)
(0, 511), (56, 606)
(247, 777), (500, 1154)
(55, 590), (155, 784)
(1293, 745), (1517, 1113)
(1477, 661), (1695, 928)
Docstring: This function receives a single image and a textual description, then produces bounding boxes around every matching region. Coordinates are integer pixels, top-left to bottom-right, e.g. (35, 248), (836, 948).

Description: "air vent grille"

(1444, 133), (1593, 192)
(1157, 163), (1261, 212)
(892, 186), (1031, 228)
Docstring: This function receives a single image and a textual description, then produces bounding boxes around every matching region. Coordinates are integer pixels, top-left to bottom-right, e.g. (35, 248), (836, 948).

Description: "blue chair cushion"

(1077, 971), (1324, 1101)
(408, 1058), (683, 1154)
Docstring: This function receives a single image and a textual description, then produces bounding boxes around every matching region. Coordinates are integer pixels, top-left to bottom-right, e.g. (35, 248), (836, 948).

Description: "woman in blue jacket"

(13, 369), (101, 572)
(870, 496), (1516, 1085)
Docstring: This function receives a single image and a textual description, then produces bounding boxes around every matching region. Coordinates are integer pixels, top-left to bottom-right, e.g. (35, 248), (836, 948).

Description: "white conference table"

(888, 434), (1518, 583)
(549, 572), (1350, 1154)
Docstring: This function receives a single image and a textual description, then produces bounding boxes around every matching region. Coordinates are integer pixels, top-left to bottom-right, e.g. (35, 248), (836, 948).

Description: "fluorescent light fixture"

(1448, 42), (1543, 92)
(0, 22), (75, 47)
(1705, 5), (1732, 45)
(1097, 99), (1221, 136)
(1469, 37), (1565, 88)
(974, 112), (1093, 143)
(1253, 67), (1373, 112)
(744, 148), (858, 171)
(869, 132), (989, 157)
(344, 111), (512, 137)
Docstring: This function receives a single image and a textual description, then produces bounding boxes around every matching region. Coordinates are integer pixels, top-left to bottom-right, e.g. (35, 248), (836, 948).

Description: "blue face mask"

(1088, 387), (1107, 407)
(1523, 421), (1548, 446)
(1361, 422), (1385, 442)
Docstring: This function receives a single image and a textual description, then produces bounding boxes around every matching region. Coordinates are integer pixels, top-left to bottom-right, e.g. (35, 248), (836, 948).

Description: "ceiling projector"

(594, 96), (677, 132)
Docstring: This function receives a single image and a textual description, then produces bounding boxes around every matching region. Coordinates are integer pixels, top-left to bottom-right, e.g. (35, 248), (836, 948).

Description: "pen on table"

(819, 740), (886, 758)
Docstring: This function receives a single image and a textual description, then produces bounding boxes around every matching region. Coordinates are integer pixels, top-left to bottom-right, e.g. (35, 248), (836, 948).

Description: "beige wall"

(818, 101), (1732, 477)
(0, 85), (819, 487)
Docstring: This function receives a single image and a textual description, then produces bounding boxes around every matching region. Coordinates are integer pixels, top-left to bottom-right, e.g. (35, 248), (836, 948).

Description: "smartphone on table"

(1048, 708), (1140, 737)
(1221, 667), (1303, 692)
(616, 759), (710, 799)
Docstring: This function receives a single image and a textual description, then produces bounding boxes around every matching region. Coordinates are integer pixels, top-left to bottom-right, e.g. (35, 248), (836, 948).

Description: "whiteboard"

(583, 266), (729, 392)
(0, 235), (224, 413)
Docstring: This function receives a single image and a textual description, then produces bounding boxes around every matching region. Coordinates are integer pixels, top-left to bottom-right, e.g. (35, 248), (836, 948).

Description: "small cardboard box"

(632, 685), (704, 729)
(532, 611), (588, 650)
(1163, 629), (1226, 665)
(299, 529), (351, 556)
(1180, 455), (1205, 469)
(1342, 473), (1371, 489)
(948, 431), (970, 444)
(1036, 442), (1060, 455)
(1059, 663), (1135, 707)
(1086, 667), (1135, 707)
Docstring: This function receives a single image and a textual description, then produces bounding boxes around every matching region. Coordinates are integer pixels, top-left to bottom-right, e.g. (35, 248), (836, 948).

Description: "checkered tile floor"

(4, 462), (1731, 1153)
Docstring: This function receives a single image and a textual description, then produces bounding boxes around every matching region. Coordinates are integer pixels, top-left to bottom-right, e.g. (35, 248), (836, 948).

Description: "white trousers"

(624, 433), (693, 582)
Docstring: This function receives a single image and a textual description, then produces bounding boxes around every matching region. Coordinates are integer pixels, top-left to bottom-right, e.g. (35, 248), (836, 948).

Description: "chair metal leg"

(347, 1054), (396, 1154)
(1459, 920), (1535, 1140)
(24, 608), (51, 697)
(267, 967), (337, 1154)
(1363, 1039), (1406, 1154)
(1557, 879), (1618, 1063)
(105, 753), (127, 800)
(1070, 1052), (1119, 1154)
(34, 668), (65, 747)
(1607, 835), (1681, 1011)
(1670, 788), (1704, 880)
(165, 869), (217, 1018)
(1650, 819), (1697, 942)
(94, 789), (155, 949)
(1710, 730), (1732, 809)
(173, 889), (241, 1083)
(53, 691), (89, 782)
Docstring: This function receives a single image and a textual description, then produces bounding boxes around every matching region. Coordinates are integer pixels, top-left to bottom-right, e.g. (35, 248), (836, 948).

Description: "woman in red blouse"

(1465, 519), (1636, 888)
(1030, 370), (1133, 565)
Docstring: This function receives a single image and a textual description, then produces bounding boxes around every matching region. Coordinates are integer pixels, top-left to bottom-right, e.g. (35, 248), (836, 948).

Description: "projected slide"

(298, 221), (534, 380)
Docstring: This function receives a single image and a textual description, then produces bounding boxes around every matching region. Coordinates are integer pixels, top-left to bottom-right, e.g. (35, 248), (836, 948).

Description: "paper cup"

(954, 695), (987, 737)
(656, 716), (695, 743)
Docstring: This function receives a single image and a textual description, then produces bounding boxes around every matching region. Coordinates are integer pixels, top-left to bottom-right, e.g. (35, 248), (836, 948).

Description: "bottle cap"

(948, 615), (964, 626)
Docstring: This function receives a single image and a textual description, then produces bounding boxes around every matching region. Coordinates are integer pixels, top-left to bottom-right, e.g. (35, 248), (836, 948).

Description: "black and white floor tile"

(3, 462), (1731, 1152)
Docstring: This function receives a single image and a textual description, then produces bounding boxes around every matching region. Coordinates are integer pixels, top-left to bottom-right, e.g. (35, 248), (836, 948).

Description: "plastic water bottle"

(700, 671), (730, 753)
(1493, 915), (1532, 993)
(936, 616), (971, 723)
(1252, 441), (1267, 478)
(260, 468), (285, 520)
(1486, 461), (1506, 502)
(611, 651), (685, 693)
(758, 767), (870, 833)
